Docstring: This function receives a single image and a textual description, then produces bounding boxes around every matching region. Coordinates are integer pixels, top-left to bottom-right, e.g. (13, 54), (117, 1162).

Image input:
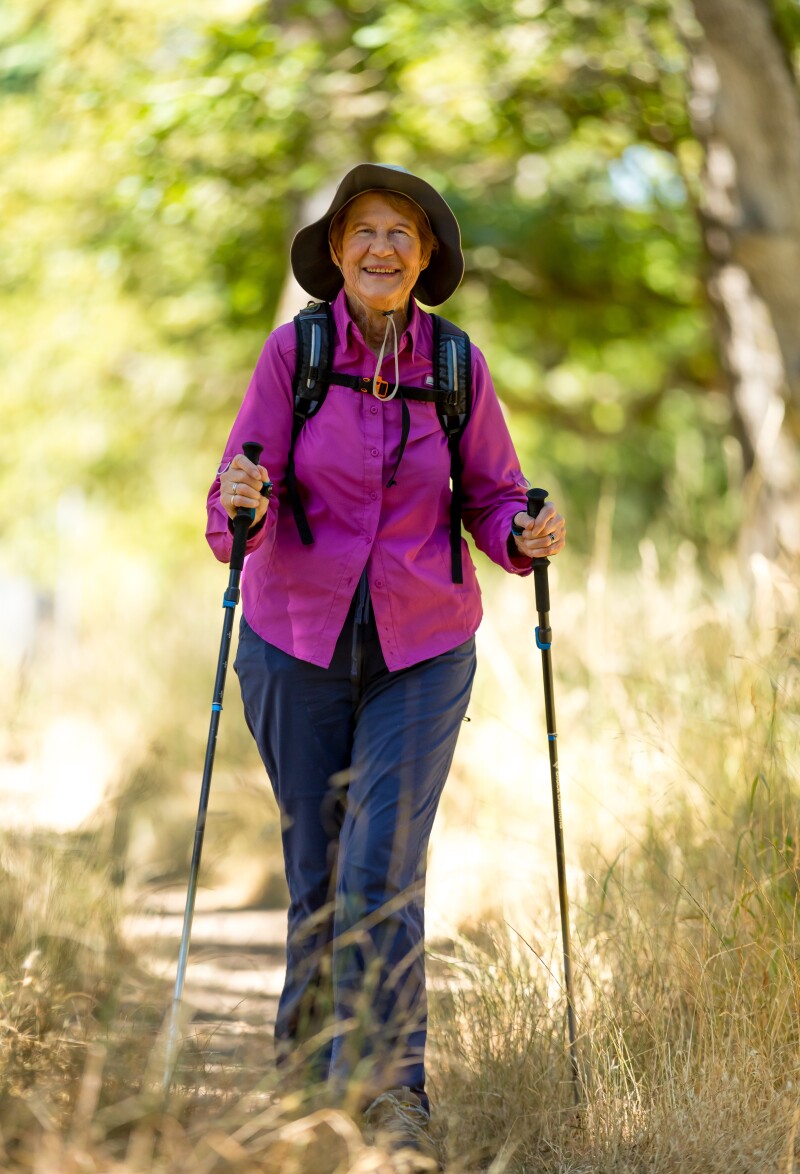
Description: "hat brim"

(290, 164), (464, 307)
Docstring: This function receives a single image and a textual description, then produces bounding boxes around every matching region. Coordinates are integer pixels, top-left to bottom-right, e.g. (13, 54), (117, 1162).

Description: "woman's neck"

(346, 293), (409, 355)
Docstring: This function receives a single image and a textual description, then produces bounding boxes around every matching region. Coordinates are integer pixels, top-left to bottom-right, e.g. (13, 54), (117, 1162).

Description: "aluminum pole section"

(527, 486), (581, 1106)
(162, 441), (269, 1091)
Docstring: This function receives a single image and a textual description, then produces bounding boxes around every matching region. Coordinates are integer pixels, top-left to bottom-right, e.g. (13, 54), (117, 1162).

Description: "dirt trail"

(124, 895), (286, 1086)
(122, 890), (458, 1092)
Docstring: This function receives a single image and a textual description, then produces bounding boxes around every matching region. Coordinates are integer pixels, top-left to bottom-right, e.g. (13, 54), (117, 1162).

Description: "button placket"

(363, 384), (383, 545)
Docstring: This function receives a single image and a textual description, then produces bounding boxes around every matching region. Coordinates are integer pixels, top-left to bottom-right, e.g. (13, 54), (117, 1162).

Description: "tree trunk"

(273, 181), (340, 328)
(688, 0), (800, 559)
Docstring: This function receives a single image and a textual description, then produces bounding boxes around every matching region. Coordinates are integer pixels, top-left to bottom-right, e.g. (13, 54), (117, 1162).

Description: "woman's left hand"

(512, 502), (566, 559)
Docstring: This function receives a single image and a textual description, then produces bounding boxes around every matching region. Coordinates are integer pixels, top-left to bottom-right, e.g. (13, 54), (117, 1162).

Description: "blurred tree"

(1, 0), (723, 570)
(10, 0), (793, 583)
(686, 0), (800, 562)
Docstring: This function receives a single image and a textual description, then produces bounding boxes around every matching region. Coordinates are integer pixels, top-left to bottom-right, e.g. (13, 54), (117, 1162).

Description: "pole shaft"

(162, 565), (242, 1089)
(165, 582), (233, 1004)
(162, 441), (265, 1092)
(526, 486), (581, 1105)
(537, 636), (580, 1102)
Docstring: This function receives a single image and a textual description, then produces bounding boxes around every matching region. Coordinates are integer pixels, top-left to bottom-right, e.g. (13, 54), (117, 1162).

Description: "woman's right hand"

(220, 452), (271, 527)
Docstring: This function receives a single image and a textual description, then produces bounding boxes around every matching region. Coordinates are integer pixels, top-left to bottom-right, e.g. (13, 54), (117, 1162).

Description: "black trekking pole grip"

(230, 441), (271, 571)
(526, 487), (551, 615)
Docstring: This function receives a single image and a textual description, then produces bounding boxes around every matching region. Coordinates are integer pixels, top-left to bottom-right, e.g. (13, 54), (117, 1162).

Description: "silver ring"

(231, 482), (239, 495)
(549, 532), (556, 543)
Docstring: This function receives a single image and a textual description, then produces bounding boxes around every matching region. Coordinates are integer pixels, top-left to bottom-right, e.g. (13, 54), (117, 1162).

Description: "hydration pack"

(287, 301), (472, 583)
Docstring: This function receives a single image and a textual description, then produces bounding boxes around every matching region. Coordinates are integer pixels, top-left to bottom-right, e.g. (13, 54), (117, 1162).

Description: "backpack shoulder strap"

(287, 301), (335, 545)
(431, 314), (471, 429)
(431, 315), (472, 584)
(293, 301), (335, 421)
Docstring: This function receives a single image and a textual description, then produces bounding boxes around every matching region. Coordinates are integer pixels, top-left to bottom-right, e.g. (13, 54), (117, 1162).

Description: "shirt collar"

(331, 288), (421, 361)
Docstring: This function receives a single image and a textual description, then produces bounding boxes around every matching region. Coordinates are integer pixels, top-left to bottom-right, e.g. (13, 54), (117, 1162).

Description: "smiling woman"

(205, 162), (566, 1164)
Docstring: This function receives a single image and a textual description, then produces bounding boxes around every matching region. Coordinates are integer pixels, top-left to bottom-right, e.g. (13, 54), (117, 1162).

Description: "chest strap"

(287, 304), (471, 582)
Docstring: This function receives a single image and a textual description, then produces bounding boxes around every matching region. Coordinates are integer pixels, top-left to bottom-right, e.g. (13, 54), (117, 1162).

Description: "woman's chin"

(355, 279), (409, 310)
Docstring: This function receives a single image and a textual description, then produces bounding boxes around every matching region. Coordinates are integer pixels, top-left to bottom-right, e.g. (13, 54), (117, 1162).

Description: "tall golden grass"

(1, 536), (797, 1171)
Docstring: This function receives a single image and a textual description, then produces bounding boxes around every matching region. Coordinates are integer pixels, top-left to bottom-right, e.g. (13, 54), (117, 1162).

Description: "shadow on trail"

(124, 896), (285, 1085)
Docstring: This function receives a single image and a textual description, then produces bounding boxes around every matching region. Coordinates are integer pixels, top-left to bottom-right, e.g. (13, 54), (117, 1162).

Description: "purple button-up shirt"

(206, 290), (532, 670)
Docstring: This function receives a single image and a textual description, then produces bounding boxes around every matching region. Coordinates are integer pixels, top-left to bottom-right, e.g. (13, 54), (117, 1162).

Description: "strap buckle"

(358, 374), (391, 399)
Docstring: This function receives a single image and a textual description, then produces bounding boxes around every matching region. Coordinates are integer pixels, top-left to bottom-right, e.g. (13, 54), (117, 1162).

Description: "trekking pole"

(162, 441), (271, 1092)
(527, 487), (581, 1107)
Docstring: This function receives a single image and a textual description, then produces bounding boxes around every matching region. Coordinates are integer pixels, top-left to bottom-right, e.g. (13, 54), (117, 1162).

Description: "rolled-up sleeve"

(205, 326), (295, 565)
(459, 344), (533, 576)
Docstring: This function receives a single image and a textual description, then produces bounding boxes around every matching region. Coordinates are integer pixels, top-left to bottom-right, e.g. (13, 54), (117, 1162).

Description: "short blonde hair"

(329, 189), (439, 268)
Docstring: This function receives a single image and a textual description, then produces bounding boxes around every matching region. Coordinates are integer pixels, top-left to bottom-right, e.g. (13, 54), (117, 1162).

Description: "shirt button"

(375, 579), (383, 588)
(365, 535), (372, 544)
(371, 447), (379, 457)
(370, 491), (377, 500)
(370, 406), (378, 415)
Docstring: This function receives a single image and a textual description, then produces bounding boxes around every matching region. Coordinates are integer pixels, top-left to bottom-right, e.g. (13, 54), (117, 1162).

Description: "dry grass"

(1, 536), (798, 1171)
(426, 540), (800, 1172)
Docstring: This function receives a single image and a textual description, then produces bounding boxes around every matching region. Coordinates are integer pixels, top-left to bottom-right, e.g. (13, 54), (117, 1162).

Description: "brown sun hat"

(290, 163), (464, 307)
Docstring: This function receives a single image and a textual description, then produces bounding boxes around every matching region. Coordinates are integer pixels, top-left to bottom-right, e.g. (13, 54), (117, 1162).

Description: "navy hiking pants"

(233, 573), (476, 1106)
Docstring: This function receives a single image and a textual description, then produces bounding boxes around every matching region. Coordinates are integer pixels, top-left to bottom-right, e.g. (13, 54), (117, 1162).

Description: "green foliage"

(0, 0), (730, 579)
(770, 0), (800, 65)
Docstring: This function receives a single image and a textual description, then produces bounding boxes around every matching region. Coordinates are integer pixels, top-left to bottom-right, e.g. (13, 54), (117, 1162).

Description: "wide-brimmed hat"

(290, 163), (464, 307)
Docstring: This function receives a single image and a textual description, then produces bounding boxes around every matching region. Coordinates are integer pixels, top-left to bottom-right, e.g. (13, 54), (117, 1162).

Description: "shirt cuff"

(228, 513), (267, 541)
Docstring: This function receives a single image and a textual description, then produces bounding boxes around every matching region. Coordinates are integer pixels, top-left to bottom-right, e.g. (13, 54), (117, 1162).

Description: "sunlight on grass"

(0, 533), (798, 1170)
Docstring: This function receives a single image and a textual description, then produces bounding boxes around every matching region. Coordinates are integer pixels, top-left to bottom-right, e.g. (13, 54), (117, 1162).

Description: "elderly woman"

(206, 164), (565, 1160)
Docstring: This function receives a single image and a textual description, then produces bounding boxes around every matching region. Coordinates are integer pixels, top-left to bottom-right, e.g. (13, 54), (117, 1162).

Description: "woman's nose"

(369, 234), (393, 255)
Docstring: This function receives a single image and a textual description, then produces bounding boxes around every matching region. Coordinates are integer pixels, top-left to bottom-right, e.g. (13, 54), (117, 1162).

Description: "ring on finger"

(549, 532), (556, 544)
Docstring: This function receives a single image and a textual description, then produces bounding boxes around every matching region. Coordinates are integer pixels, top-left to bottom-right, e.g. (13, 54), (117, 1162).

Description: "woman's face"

(332, 192), (429, 313)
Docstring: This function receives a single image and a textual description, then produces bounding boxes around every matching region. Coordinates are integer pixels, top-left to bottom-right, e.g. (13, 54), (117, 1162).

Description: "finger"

(517, 503), (556, 532)
(524, 534), (566, 556)
(231, 452), (262, 480)
(229, 485), (263, 508)
(224, 482), (259, 514)
(225, 491), (269, 522)
(224, 470), (264, 493)
(515, 525), (565, 555)
(527, 504), (558, 536)
(514, 516), (559, 542)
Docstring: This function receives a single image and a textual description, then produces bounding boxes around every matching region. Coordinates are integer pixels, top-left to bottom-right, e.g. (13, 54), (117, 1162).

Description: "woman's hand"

(512, 502), (566, 559)
(220, 453), (271, 528)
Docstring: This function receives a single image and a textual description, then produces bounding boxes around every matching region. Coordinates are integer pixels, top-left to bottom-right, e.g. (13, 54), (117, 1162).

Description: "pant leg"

(233, 614), (354, 1073)
(329, 628), (477, 1105)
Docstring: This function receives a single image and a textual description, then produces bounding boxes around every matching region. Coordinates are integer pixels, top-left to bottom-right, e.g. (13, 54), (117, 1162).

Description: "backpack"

(287, 301), (472, 583)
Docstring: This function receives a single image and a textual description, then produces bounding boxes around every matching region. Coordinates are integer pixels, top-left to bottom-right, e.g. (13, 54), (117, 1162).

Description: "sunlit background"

(1, 0), (799, 1168)
(2, 0), (731, 852)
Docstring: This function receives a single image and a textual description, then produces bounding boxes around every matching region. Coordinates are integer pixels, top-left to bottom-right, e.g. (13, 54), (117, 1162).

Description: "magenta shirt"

(206, 290), (532, 670)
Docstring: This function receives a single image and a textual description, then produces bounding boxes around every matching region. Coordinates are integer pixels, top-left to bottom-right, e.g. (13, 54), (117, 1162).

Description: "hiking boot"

(362, 1087), (441, 1170)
